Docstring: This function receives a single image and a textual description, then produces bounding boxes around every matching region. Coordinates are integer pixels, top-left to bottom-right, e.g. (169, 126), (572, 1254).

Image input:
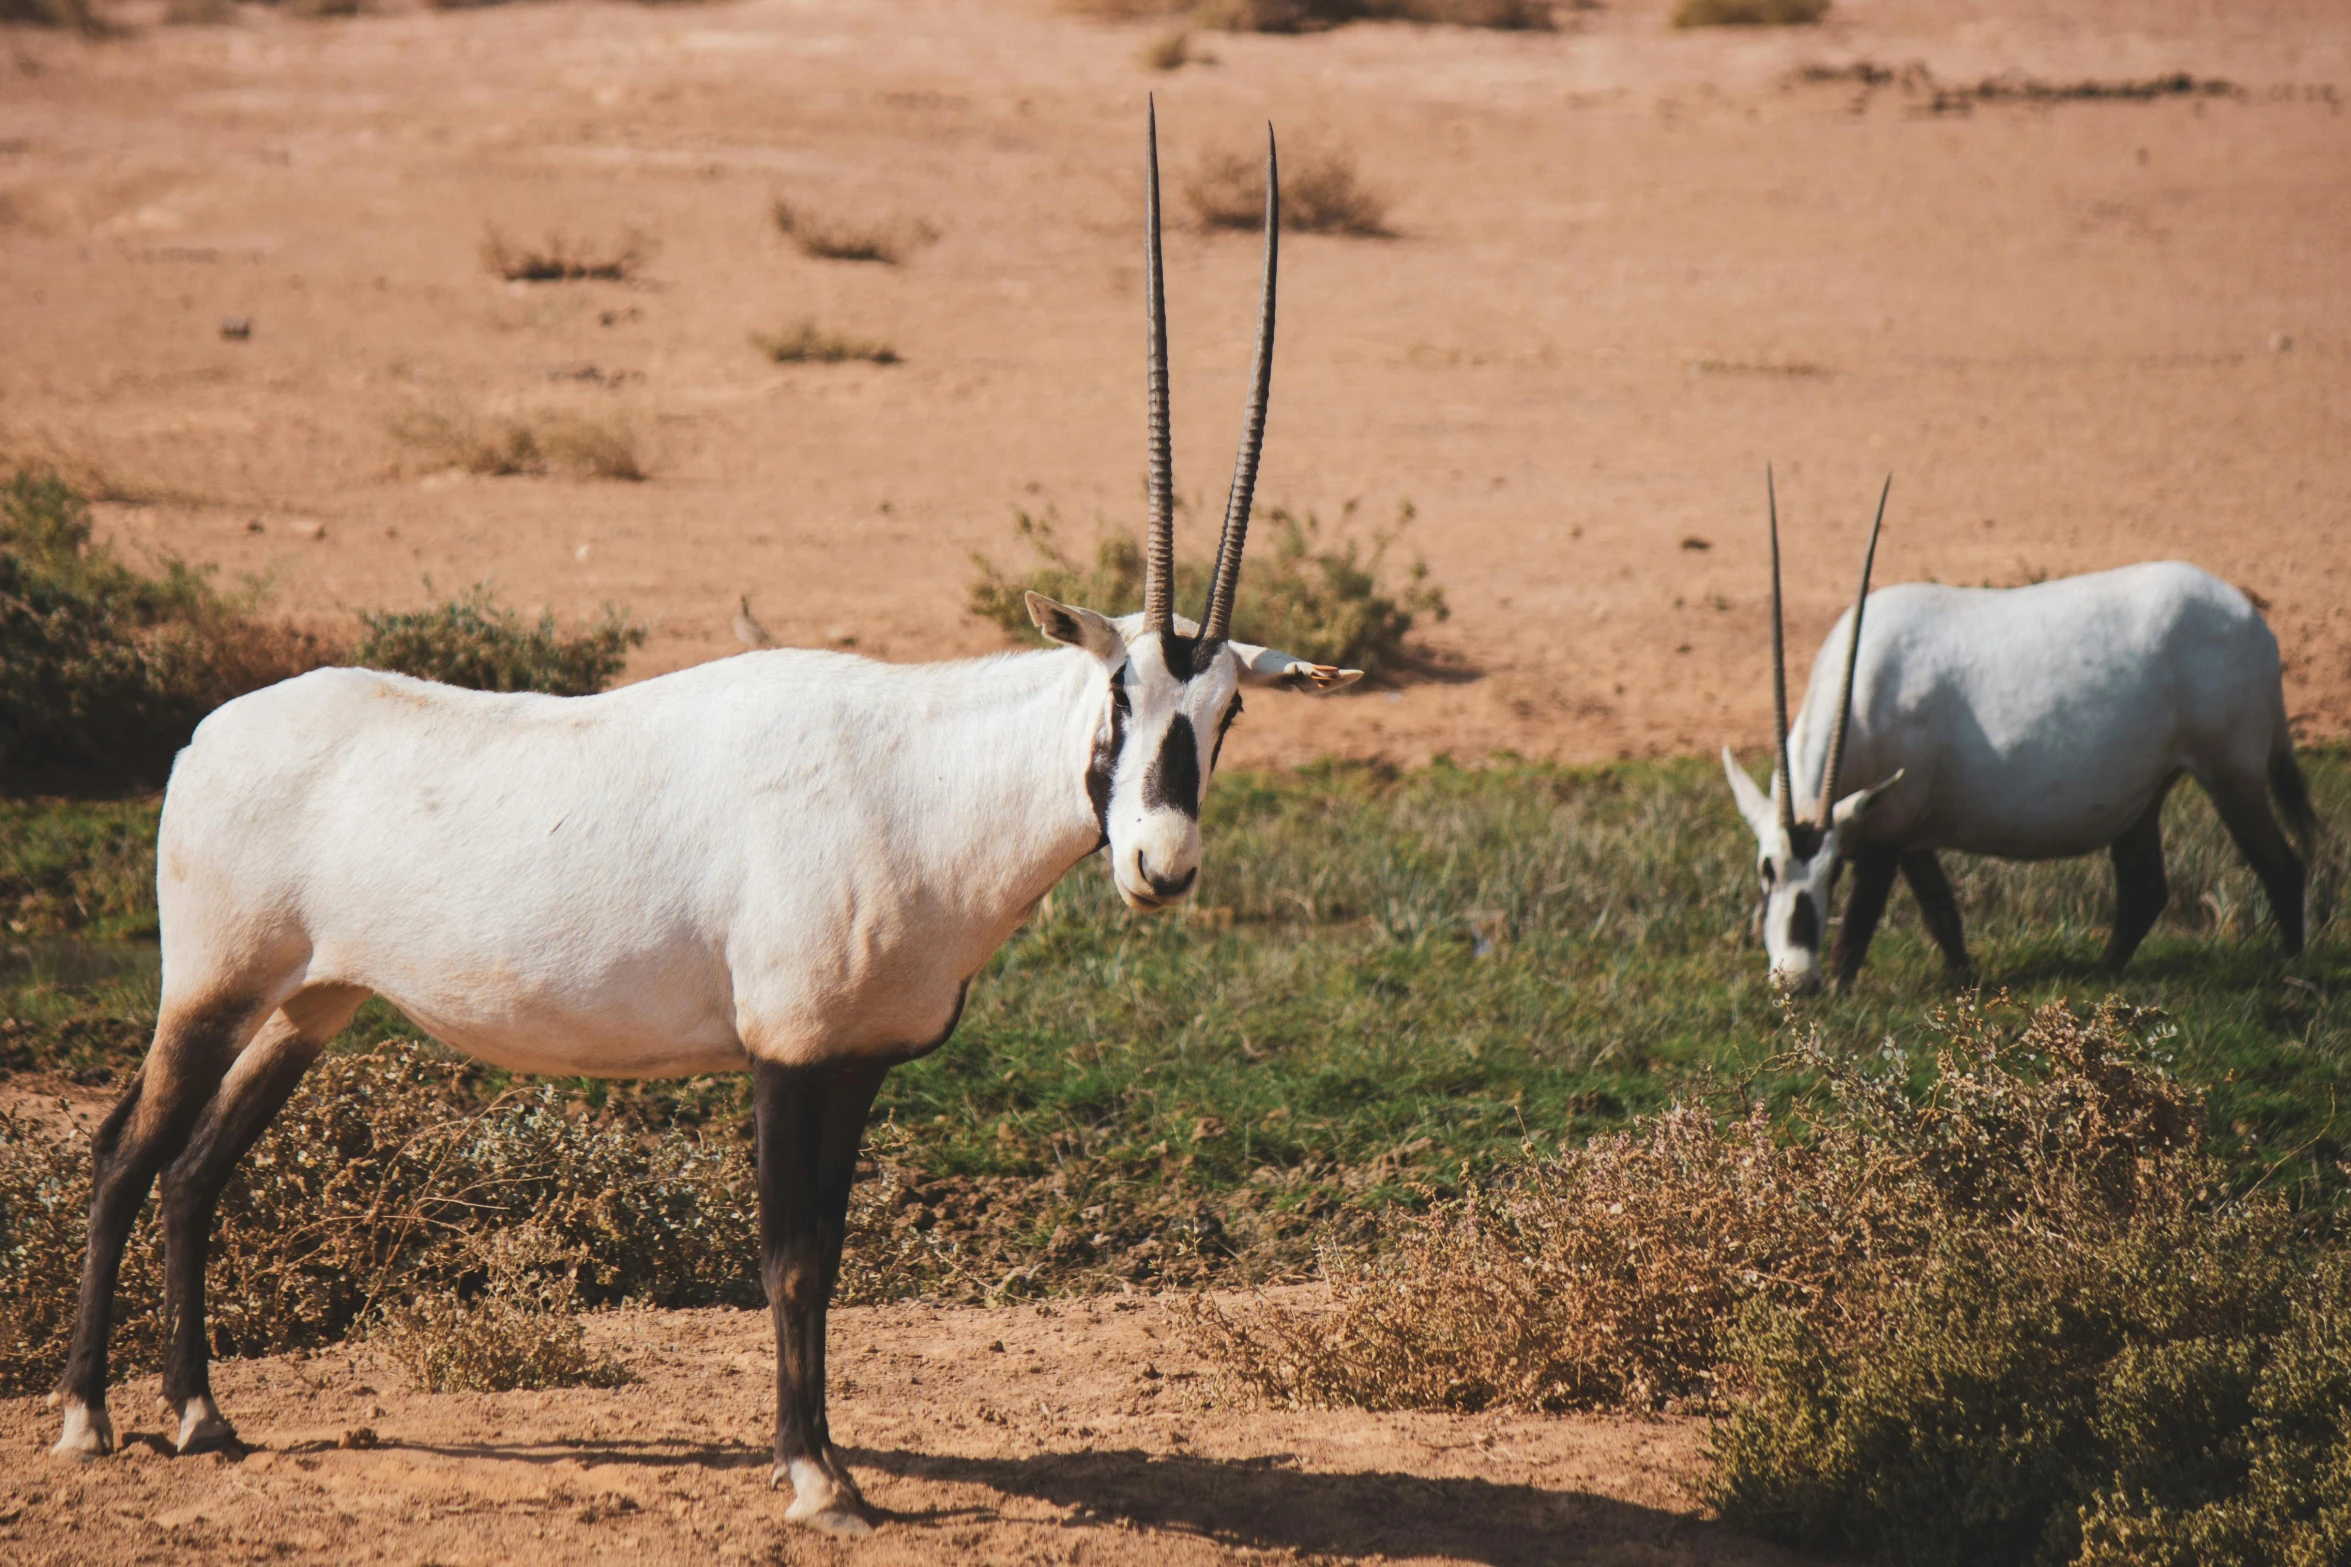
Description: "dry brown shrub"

(1139, 25), (1194, 69)
(752, 321), (899, 366)
(1190, 0), (1550, 30)
(480, 227), (646, 283)
(390, 405), (645, 482)
(1184, 997), (2216, 1414)
(1672, 0), (1825, 25)
(770, 198), (934, 266)
(1186, 144), (1390, 237)
(376, 1227), (629, 1393)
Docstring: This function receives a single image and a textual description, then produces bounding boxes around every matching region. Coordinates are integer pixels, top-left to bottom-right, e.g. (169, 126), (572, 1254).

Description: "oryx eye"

(1759, 861), (1776, 887)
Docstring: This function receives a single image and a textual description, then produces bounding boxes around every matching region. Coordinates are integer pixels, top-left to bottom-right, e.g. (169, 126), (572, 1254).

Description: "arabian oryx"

(1722, 474), (2313, 993)
(50, 108), (1359, 1537)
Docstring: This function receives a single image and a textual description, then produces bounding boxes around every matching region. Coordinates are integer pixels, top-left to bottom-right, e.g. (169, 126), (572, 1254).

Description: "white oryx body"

(1725, 486), (2310, 992)
(1779, 563), (2293, 865)
(53, 106), (1352, 1543)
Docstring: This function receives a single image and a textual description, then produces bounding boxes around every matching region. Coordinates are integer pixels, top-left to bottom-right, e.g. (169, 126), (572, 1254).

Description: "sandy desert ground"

(0, 1296), (1810, 1566)
(2, 0), (2346, 768)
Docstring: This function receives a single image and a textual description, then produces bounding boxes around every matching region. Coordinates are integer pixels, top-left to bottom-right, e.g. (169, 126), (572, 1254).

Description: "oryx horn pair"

(1142, 97), (1276, 645)
(1764, 469), (1891, 839)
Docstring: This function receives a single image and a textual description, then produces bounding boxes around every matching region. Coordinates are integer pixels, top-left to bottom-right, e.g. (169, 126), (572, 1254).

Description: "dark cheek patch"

(1788, 889), (1820, 952)
(1211, 698), (1241, 770)
(1144, 714), (1202, 818)
(1086, 682), (1129, 846)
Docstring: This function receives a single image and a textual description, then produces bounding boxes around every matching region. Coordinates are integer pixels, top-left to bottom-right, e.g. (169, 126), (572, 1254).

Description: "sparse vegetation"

(770, 197), (934, 265)
(0, 0), (100, 30)
(480, 227), (646, 284)
(966, 501), (1447, 679)
(389, 404), (646, 481)
(352, 585), (643, 696)
(0, 465), (330, 793)
(1672, 0), (1826, 26)
(1187, 143), (1390, 237)
(752, 321), (900, 366)
(1140, 25), (1194, 69)
(376, 1227), (630, 1393)
(1086, 0), (1553, 30)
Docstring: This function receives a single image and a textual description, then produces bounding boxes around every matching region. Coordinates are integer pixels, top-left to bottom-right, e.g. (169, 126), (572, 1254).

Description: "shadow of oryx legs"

(756, 1058), (888, 1538)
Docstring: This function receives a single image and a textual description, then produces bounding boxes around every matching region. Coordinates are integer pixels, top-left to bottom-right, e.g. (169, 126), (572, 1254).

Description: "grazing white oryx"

(1723, 474), (2313, 993)
(51, 109), (1359, 1537)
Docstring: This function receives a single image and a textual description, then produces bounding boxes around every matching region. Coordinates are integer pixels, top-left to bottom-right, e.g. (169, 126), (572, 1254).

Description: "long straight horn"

(1142, 97), (1176, 637)
(1815, 474), (1891, 830)
(1767, 466), (1796, 845)
(1200, 124), (1278, 644)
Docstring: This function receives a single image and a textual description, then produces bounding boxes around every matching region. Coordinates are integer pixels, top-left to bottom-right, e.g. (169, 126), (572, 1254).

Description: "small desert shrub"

(752, 321), (899, 366)
(1140, 25), (1193, 68)
(352, 585), (643, 695)
(966, 502), (1446, 678)
(0, 0), (100, 28)
(1672, 0), (1825, 26)
(389, 405), (645, 481)
(480, 227), (645, 283)
(376, 1227), (629, 1393)
(1187, 144), (1389, 237)
(1190, 0), (1550, 30)
(0, 466), (330, 792)
(770, 197), (933, 265)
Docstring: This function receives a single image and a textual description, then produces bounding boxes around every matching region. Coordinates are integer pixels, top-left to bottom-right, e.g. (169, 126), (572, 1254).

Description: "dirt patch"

(0, 0), (2344, 769)
(0, 1296), (1809, 1564)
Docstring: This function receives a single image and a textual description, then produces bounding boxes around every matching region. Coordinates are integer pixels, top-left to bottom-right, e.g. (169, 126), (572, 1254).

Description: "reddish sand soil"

(2, 0), (2346, 768)
(0, 1297), (1813, 1565)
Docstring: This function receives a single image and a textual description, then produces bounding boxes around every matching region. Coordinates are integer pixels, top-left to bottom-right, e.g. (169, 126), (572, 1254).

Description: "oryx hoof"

(778, 1457), (877, 1537)
(174, 1395), (242, 1457)
(52, 1398), (116, 1461)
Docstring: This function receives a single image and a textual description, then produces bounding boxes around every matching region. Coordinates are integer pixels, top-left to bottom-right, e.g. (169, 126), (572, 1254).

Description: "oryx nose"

(1135, 851), (1197, 901)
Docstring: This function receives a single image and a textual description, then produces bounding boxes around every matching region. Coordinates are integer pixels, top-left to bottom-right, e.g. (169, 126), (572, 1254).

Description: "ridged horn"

(1142, 97), (1176, 637)
(1767, 466), (1796, 845)
(1816, 475), (1891, 830)
(1200, 123), (1278, 644)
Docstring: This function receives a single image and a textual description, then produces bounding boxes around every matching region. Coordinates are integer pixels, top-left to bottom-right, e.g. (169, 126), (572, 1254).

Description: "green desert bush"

(352, 585), (643, 696)
(0, 466), (329, 792)
(967, 502), (1446, 679)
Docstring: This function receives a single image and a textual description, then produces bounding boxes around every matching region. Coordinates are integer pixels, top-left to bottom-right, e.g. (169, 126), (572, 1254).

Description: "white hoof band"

(52, 1399), (116, 1461)
(782, 1457), (875, 1537)
(175, 1395), (238, 1454)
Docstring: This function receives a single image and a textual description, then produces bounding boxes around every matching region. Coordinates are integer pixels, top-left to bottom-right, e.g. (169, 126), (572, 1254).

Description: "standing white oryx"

(50, 107), (1360, 1538)
(1723, 474), (2313, 993)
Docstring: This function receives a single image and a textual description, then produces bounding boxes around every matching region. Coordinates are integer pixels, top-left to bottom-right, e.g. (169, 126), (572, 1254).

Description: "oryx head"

(1722, 472), (1900, 992)
(1028, 103), (1362, 913)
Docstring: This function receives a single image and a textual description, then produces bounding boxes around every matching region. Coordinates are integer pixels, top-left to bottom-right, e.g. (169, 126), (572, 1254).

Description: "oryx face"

(1032, 598), (1356, 913)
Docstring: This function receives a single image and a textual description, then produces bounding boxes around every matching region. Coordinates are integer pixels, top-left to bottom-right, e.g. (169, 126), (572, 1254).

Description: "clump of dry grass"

(1139, 25), (1195, 69)
(1187, 143), (1390, 237)
(1187, 0), (1552, 30)
(1182, 997), (2219, 1414)
(390, 405), (646, 482)
(752, 321), (899, 366)
(0, 0), (103, 30)
(770, 197), (934, 266)
(480, 227), (647, 284)
(1672, 0), (1826, 26)
(376, 1227), (630, 1393)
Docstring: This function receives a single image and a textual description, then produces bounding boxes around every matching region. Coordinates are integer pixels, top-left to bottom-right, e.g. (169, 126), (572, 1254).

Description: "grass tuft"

(480, 227), (646, 283)
(352, 584), (643, 696)
(966, 501), (1446, 678)
(1187, 143), (1390, 237)
(376, 1227), (630, 1393)
(1139, 25), (1195, 69)
(770, 197), (934, 265)
(389, 405), (646, 482)
(1672, 0), (1826, 26)
(752, 321), (899, 366)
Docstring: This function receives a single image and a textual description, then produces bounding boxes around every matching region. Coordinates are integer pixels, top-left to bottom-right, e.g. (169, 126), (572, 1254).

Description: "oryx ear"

(1228, 639), (1364, 694)
(1831, 768), (1906, 831)
(1722, 747), (1776, 834)
(1026, 593), (1126, 666)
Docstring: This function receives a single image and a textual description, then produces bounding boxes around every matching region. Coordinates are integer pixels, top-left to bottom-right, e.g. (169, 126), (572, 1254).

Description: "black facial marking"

(1087, 676), (1131, 847)
(1788, 889), (1820, 952)
(1211, 697), (1242, 770)
(1144, 714), (1202, 818)
(1788, 823), (1825, 861)
(1162, 634), (1201, 682)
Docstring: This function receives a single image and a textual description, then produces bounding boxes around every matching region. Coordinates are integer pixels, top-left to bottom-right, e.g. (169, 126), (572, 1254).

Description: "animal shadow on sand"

(851, 1444), (1809, 1566)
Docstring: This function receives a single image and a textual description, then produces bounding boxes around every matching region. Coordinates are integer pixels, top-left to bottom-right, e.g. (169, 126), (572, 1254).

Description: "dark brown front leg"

(2105, 791), (2172, 970)
(1831, 847), (1901, 991)
(753, 1058), (886, 1536)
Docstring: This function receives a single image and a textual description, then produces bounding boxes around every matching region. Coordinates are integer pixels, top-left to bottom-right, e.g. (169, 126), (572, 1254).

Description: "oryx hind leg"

(1899, 850), (1970, 977)
(52, 993), (270, 1461)
(158, 983), (368, 1455)
(2203, 764), (2307, 956)
(2105, 788), (2172, 970)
